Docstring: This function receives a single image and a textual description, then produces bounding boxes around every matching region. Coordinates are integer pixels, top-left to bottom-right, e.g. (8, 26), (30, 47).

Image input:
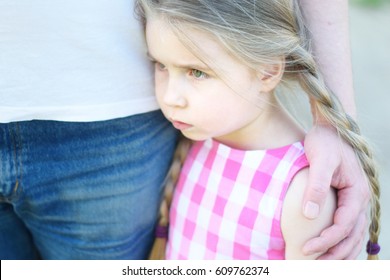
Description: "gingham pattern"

(166, 138), (309, 260)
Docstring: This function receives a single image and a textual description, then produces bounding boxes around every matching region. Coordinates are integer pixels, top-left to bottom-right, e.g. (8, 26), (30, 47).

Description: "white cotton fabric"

(0, 0), (158, 122)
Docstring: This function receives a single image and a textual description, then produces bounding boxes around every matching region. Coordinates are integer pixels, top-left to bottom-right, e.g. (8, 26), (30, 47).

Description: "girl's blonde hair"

(137, 0), (381, 260)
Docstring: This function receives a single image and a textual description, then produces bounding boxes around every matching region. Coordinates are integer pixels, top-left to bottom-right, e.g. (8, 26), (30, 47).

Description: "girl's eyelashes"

(150, 58), (208, 79)
(154, 61), (166, 71)
(190, 69), (208, 79)
(146, 55), (166, 71)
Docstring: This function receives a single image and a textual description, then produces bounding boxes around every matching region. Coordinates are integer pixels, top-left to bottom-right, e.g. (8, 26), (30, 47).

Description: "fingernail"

(304, 201), (319, 219)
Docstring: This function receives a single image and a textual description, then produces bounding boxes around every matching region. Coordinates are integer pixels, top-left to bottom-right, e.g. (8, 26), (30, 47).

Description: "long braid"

(148, 136), (192, 259)
(288, 45), (381, 259)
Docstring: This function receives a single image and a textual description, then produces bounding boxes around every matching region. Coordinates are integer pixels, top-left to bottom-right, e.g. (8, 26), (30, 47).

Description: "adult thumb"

(303, 160), (334, 219)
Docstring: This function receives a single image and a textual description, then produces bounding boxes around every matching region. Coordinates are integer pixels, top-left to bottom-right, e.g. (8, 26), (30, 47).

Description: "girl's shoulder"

(281, 167), (337, 259)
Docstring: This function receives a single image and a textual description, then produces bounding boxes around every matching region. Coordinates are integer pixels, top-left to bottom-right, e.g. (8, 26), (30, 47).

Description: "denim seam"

(7, 123), (22, 202)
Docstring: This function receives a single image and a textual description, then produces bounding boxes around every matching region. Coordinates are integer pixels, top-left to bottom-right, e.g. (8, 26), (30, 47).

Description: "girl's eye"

(155, 62), (166, 71)
(190, 69), (207, 79)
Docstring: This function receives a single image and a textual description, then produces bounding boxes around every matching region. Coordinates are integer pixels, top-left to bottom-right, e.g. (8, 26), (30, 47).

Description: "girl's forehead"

(148, 17), (237, 63)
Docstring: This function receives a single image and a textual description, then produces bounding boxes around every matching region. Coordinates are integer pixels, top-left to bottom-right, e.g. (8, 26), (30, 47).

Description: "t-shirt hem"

(0, 98), (159, 123)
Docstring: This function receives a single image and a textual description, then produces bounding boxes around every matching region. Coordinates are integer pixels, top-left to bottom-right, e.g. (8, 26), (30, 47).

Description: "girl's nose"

(163, 79), (187, 108)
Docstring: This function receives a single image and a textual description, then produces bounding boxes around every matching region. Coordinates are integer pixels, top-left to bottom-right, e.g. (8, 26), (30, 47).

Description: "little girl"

(137, 0), (381, 259)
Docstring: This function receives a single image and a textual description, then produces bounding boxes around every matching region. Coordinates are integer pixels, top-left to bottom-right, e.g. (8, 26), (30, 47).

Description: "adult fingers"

(302, 198), (359, 256)
(317, 213), (367, 260)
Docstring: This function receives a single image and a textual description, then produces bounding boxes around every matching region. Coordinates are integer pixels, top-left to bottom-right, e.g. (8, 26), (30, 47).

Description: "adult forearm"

(299, 0), (356, 119)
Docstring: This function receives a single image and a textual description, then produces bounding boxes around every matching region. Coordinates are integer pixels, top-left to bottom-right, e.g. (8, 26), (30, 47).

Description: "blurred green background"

(352, 0), (390, 6)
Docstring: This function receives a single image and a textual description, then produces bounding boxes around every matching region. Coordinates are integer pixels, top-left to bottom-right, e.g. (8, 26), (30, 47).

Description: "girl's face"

(146, 17), (275, 149)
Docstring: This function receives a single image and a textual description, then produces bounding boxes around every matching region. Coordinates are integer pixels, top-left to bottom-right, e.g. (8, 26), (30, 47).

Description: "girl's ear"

(257, 58), (285, 93)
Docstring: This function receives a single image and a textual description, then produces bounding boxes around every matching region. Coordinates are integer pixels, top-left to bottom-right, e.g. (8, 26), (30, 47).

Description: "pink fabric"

(166, 138), (309, 260)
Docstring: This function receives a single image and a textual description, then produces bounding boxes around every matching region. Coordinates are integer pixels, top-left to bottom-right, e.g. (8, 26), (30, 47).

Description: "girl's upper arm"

(281, 167), (337, 259)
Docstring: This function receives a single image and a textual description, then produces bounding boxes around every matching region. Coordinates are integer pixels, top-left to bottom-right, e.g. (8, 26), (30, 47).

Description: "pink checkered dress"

(166, 138), (309, 260)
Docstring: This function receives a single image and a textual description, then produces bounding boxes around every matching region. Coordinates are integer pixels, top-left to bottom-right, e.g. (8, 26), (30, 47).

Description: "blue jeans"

(0, 111), (178, 259)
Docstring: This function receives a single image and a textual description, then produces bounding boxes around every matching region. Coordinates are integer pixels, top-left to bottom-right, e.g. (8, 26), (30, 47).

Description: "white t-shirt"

(0, 0), (158, 123)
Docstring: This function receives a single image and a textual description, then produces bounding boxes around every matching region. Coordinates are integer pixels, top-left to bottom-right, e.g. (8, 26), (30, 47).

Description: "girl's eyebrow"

(146, 51), (210, 71)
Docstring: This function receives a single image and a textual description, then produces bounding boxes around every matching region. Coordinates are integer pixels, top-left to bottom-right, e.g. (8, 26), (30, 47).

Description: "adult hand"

(302, 124), (370, 259)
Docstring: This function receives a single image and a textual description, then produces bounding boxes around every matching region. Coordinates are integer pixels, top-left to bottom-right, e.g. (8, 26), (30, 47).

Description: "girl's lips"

(171, 120), (193, 130)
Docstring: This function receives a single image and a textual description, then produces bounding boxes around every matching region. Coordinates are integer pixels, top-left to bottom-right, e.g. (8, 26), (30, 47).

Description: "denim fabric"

(0, 111), (178, 259)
